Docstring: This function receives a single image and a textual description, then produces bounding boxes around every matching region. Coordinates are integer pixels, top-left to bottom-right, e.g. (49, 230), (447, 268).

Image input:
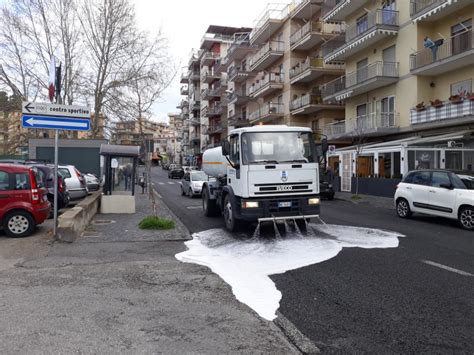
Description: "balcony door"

(356, 14), (368, 36)
(356, 103), (367, 131)
(451, 19), (472, 56)
(381, 96), (395, 127)
(357, 58), (368, 84)
(382, 45), (396, 76)
(382, 0), (396, 24)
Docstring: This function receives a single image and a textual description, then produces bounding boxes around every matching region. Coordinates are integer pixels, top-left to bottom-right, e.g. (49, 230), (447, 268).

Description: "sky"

(132, 0), (273, 123)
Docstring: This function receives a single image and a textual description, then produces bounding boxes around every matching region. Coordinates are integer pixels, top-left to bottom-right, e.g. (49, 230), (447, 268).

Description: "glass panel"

(431, 172), (450, 187)
(446, 151), (463, 170)
(412, 171), (431, 186)
(0, 171), (9, 190)
(14, 173), (31, 190)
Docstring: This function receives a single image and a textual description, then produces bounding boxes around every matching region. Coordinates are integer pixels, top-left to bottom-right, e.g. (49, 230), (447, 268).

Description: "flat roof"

(206, 25), (253, 36)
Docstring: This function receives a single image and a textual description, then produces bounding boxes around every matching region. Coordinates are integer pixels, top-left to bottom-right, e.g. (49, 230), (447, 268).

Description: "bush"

(139, 216), (175, 230)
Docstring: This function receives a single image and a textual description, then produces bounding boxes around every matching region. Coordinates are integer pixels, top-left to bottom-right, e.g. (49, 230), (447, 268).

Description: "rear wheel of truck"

(223, 195), (239, 232)
(202, 187), (219, 217)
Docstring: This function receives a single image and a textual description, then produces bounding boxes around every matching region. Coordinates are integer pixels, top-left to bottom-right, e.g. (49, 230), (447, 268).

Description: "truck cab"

(201, 125), (321, 231)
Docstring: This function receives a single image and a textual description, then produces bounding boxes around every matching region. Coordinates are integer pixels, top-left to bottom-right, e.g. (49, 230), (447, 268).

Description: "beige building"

(319, 0), (474, 193)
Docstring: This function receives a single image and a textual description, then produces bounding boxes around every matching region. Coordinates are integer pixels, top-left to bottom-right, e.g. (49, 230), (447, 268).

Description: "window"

(229, 134), (240, 166)
(451, 79), (472, 98)
(411, 171), (431, 186)
(0, 171), (9, 190)
(451, 19), (472, 56)
(356, 14), (368, 35)
(431, 172), (451, 188)
(14, 173), (30, 190)
(58, 168), (71, 179)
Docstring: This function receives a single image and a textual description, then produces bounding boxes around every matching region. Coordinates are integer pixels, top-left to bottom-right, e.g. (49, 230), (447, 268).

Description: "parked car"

(84, 173), (100, 192)
(0, 164), (51, 237)
(53, 165), (88, 201)
(183, 166), (199, 173)
(28, 164), (70, 210)
(180, 170), (208, 197)
(395, 169), (474, 230)
(168, 167), (184, 179)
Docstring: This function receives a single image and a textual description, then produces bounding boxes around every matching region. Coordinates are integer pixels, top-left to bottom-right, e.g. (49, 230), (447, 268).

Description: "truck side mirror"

(321, 138), (328, 155)
(221, 140), (230, 156)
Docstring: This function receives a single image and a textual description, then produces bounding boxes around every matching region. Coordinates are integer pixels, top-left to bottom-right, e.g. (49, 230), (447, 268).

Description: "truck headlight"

(308, 198), (320, 205)
(242, 201), (259, 208)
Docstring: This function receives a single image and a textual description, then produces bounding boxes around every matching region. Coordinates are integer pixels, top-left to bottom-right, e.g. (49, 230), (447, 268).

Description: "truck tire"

(223, 195), (239, 232)
(202, 187), (219, 217)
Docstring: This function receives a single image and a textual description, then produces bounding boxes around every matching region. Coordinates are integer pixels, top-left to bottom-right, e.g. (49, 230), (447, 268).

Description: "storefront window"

(408, 150), (440, 170)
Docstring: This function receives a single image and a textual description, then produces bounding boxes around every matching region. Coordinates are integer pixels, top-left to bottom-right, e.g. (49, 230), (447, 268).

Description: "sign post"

(22, 101), (90, 238)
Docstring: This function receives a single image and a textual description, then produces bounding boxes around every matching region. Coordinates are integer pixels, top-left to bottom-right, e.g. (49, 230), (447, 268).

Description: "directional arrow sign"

(22, 101), (90, 119)
(22, 115), (90, 131)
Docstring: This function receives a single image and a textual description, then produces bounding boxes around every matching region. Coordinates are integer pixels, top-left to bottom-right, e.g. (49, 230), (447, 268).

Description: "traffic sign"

(22, 101), (90, 119)
(22, 115), (90, 131)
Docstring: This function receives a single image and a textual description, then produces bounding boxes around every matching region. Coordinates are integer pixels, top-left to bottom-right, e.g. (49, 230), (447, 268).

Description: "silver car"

(56, 165), (88, 201)
(84, 173), (100, 192)
(180, 170), (208, 198)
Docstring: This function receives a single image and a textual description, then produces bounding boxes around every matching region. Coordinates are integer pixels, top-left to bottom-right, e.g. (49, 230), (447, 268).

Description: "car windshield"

(241, 131), (315, 165)
(58, 168), (71, 179)
(457, 174), (474, 190)
(191, 171), (208, 181)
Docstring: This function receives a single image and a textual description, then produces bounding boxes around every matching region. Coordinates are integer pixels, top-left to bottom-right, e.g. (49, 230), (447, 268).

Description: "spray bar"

(257, 214), (320, 223)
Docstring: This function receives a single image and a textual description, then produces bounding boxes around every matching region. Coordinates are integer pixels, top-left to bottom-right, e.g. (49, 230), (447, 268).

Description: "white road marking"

(167, 182), (175, 185)
(186, 206), (202, 209)
(158, 182), (165, 185)
(422, 260), (473, 277)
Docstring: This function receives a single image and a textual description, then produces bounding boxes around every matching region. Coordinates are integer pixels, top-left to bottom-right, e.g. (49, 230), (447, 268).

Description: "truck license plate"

(278, 201), (292, 208)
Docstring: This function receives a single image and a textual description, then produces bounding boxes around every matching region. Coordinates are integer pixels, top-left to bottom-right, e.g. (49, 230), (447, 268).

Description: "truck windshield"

(241, 131), (315, 165)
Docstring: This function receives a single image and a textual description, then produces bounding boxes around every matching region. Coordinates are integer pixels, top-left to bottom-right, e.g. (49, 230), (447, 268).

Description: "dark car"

(168, 167), (184, 179)
(29, 165), (70, 210)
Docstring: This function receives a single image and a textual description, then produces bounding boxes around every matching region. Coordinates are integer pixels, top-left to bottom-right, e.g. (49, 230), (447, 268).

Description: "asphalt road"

(151, 167), (473, 354)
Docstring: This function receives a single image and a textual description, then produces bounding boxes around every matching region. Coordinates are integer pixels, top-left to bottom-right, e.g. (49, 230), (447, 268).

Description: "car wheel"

(396, 198), (412, 218)
(3, 210), (35, 237)
(202, 187), (219, 217)
(188, 188), (193, 198)
(458, 206), (474, 230)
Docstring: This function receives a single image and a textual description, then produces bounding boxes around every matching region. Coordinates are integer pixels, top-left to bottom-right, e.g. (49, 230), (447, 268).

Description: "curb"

(274, 311), (320, 354)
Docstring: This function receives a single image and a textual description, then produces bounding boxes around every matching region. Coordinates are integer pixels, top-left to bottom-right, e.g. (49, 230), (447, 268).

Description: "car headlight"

(242, 201), (259, 208)
(308, 197), (320, 205)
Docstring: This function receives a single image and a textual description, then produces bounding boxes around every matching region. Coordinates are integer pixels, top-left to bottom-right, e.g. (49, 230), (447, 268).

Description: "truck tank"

(202, 147), (228, 177)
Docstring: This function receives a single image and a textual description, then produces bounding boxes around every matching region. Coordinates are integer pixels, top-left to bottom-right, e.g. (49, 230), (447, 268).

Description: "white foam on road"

(176, 224), (405, 321)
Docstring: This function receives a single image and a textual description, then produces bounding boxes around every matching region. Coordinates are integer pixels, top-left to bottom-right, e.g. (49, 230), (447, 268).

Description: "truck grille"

(253, 181), (312, 195)
(269, 199), (300, 214)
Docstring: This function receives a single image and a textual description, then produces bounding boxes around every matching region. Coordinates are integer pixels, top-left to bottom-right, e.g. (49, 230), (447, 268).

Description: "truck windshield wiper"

(278, 159), (308, 163)
(247, 160), (279, 164)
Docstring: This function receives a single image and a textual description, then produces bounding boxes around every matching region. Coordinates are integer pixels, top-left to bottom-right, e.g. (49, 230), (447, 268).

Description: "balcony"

(290, 94), (344, 115)
(228, 113), (250, 127)
(201, 52), (220, 66)
(180, 85), (189, 96)
(200, 32), (234, 50)
(321, 61), (399, 101)
(323, 112), (399, 139)
(190, 133), (201, 143)
(228, 65), (256, 83)
(188, 70), (200, 82)
(201, 88), (220, 101)
(205, 104), (224, 118)
(180, 70), (189, 84)
(249, 102), (284, 123)
(201, 70), (220, 83)
(249, 41), (284, 72)
(410, 99), (474, 127)
(291, 0), (324, 19)
(250, 4), (289, 45)
(191, 100), (201, 111)
(213, 57), (229, 73)
(225, 32), (257, 62)
(248, 72), (284, 99)
(205, 123), (225, 135)
(410, 29), (473, 76)
(290, 57), (344, 84)
(322, 0), (365, 22)
(176, 99), (188, 109)
(227, 91), (250, 106)
(187, 116), (201, 126)
(410, 0), (469, 23)
(324, 9), (399, 62)
(290, 22), (345, 51)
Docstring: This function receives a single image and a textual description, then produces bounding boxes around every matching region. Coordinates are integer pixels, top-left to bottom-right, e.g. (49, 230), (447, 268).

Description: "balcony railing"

(249, 40), (284, 69)
(248, 72), (284, 96)
(206, 123), (224, 135)
(324, 112), (399, 137)
(290, 21), (345, 46)
(345, 9), (398, 44)
(410, 99), (474, 125)
(410, 29), (473, 71)
(290, 94), (325, 110)
(225, 32), (254, 60)
(290, 57), (344, 79)
(250, 3), (289, 43)
(201, 52), (220, 63)
(410, 0), (448, 18)
(321, 61), (399, 97)
(249, 102), (284, 122)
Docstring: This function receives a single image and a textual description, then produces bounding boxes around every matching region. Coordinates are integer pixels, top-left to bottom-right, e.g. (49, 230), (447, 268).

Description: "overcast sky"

(132, 0), (273, 123)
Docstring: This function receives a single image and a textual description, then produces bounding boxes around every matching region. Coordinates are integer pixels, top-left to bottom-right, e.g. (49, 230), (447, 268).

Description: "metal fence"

(410, 99), (474, 125)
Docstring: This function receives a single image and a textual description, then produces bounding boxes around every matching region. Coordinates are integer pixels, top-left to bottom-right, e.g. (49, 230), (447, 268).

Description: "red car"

(0, 164), (51, 237)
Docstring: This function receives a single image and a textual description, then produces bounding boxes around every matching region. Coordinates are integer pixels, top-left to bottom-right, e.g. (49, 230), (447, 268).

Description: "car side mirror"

(221, 140), (230, 156)
(440, 183), (454, 190)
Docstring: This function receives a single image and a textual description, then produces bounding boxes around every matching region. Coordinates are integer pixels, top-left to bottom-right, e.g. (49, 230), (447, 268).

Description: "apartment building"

(319, 0), (474, 194)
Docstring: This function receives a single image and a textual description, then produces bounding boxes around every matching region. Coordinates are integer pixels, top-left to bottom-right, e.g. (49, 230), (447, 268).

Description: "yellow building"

(318, 0), (474, 193)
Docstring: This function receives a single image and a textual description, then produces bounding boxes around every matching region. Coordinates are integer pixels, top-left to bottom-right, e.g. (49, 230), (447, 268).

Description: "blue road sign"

(22, 115), (90, 131)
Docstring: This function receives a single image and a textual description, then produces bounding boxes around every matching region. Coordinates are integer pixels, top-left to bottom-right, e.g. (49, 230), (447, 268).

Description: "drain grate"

(93, 219), (115, 225)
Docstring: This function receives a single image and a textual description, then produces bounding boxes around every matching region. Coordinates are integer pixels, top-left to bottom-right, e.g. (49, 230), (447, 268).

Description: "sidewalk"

(0, 191), (298, 354)
(335, 191), (394, 210)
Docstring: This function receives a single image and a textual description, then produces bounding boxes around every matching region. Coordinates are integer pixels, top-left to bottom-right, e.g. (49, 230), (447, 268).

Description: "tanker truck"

(201, 125), (323, 232)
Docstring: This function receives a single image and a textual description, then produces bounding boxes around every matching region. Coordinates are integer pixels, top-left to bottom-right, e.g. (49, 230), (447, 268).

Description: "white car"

(180, 170), (208, 198)
(394, 170), (474, 230)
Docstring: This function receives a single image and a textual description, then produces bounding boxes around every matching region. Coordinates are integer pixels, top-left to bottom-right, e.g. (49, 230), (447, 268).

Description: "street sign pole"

(53, 129), (58, 238)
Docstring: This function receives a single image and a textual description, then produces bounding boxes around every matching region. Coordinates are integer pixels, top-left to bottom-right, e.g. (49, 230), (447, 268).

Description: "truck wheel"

(223, 195), (239, 232)
(202, 188), (218, 217)
(3, 210), (35, 238)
